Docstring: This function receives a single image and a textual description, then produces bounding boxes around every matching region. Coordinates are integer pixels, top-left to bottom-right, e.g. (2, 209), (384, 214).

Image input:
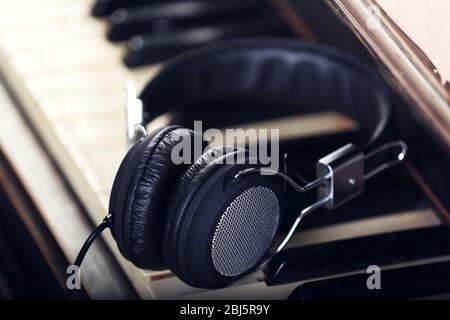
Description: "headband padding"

(140, 38), (390, 146)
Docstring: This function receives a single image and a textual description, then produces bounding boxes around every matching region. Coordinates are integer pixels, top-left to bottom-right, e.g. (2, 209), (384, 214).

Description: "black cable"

(65, 214), (112, 300)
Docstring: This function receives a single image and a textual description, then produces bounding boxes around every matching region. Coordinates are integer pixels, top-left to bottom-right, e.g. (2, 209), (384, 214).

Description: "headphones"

(73, 38), (406, 291)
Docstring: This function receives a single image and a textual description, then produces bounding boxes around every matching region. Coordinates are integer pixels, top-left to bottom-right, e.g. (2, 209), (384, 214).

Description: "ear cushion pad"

(109, 126), (163, 260)
(118, 126), (198, 269)
(161, 145), (242, 274)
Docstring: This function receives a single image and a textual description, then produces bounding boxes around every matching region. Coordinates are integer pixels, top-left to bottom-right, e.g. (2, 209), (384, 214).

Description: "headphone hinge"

(316, 143), (365, 210)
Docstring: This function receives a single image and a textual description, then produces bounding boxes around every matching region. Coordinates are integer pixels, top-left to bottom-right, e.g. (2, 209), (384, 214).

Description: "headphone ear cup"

(109, 126), (198, 270)
(162, 145), (281, 289)
(161, 146), (240, 272)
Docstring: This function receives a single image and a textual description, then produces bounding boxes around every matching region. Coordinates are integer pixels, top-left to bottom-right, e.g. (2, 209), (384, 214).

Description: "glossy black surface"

(265, 155), (436, 288)
(288, 259), (450, 299)
(107, 1), (269, 41)
(92, 0), (173, 17)
(265, 225), (450, 286)
(93, 0), (293, 68)
(124, 16), (291, 67)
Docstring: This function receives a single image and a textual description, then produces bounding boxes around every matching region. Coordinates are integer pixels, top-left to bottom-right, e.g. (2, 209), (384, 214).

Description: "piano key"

(92, 0), (166, 17)
(11, 41), (122, 77)
(266, 221), (447, 286)
(107, 1), (270, 42)
(92, 0), (255, 17)
(0, 0), (92, 30)
(124, 16), (291, 67)
(0, 21), (104, 52)
(288, 259), (450, 299)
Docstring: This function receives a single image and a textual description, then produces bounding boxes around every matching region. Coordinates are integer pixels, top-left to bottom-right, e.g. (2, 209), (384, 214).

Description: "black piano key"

(92, 0), (250, 17)
(92, 0), (159, 17)
(288, 260), (450, 299)
(265, 226), (450, 287)
(108, 1), (269, 42)
(124, 17), (291, 67)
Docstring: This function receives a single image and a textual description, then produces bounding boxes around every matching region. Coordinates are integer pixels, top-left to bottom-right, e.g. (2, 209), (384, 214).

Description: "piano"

(0, 0), (449, 299)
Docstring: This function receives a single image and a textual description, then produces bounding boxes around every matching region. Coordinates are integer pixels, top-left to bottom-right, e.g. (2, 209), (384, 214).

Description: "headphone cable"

(65, 214), (112, 300)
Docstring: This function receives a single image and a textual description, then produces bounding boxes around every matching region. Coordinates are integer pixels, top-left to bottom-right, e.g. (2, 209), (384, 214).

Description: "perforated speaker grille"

(211, 186), (280, 277)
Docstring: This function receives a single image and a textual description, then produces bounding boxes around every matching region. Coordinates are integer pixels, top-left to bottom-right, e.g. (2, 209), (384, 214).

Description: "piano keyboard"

(0, 0), (442, 299)
(0, 0), (170, 299)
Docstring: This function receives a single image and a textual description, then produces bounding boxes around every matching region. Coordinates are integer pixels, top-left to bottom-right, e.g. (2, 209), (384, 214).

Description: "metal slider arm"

(234, 140), (408, 261)
(234, 168), (327, 193)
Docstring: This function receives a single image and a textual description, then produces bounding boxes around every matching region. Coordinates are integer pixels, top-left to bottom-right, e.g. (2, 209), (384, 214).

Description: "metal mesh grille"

(211, 186), (280, 277)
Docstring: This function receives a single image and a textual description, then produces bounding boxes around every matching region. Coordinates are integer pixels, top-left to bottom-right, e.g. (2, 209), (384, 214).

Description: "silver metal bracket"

(316, 140), (408, 210)
(317, 143), (364, 210)
(125, 82), (147, 148)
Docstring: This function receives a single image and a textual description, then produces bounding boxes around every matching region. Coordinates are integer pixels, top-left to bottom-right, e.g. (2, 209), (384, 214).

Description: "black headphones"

(73, 38), (405, 291)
